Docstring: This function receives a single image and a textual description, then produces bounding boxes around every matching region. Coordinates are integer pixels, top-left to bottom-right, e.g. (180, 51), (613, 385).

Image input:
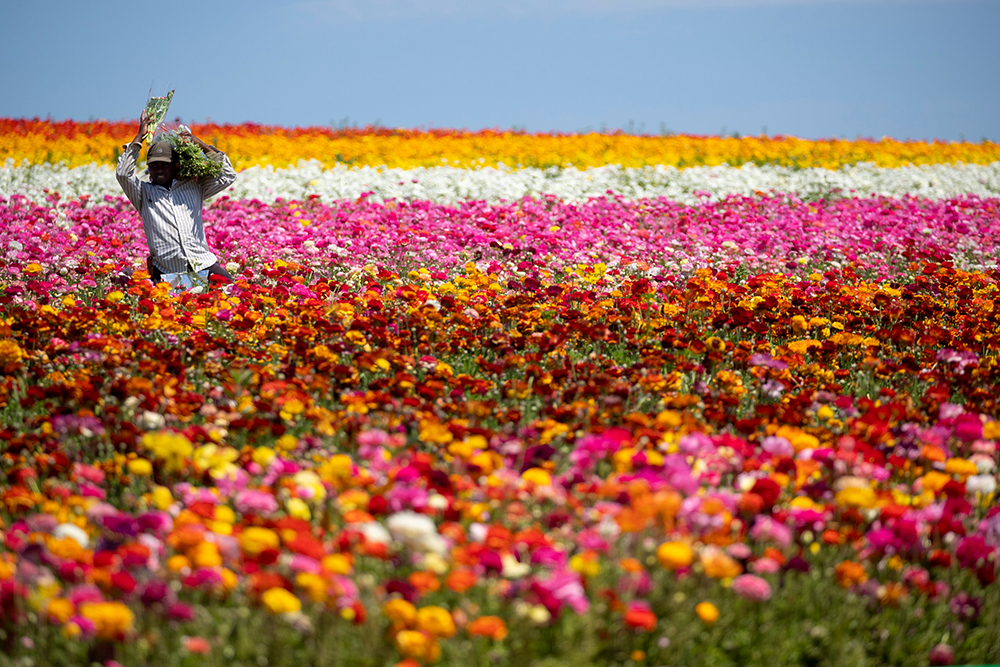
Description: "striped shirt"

(116, 142), (237, 274)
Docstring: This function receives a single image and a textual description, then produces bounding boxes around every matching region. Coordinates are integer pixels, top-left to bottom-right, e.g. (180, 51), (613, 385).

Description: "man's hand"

(133, 109), (150, 146)
(179, 129), (220, 154)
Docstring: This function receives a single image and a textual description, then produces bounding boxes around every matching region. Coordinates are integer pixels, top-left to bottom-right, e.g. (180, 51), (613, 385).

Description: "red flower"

(750, 478), (781, 510)
(623, 603), (657, 632)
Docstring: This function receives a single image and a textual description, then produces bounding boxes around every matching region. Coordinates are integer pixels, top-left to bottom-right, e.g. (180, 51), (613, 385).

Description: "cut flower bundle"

(153, 126), (225, 180)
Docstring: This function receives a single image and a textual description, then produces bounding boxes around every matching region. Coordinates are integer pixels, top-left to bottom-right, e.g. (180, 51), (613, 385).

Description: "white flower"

(53, 523), (89, 548)
(140, 411), (166, 430)
(386, 511), (447, 555)
(427, 493), (448, 510)
(355, 521), (390, 545)
(6, 160), (999, 206)
(501, 553), (531, 579)
(967, 474), (997, 496)
(468, 522), (489, 543)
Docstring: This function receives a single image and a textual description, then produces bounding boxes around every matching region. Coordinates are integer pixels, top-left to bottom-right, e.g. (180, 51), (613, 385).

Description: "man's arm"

(116, 110), (150, 209)
(180, 130), (237, 199)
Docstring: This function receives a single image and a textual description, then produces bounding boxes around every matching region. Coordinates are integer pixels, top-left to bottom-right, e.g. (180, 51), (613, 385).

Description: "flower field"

(1, 119), (999, 667)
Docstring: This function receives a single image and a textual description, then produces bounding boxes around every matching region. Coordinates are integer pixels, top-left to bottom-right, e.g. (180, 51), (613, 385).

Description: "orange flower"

(468, 615), (508, 641)
(409, 571), (441, 595)
(695, 602), (720, 625)
(183, 636), (212, 654)
(834, 561), (869, 589)
(822, 529), (844, 545)
(700, 545), (743, 579)
(445, 568), (478, 593)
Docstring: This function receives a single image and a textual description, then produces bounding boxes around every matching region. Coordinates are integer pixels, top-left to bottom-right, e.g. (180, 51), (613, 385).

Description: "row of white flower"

(3, 158), (999, 205)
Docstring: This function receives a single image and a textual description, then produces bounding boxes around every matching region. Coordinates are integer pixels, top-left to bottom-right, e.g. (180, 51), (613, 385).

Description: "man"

(116, 108), (237, 286)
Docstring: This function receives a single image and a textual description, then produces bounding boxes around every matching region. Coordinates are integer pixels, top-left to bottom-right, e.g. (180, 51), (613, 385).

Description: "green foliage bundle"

(141, 89), (174, 145)
(170, 135), (225, 180)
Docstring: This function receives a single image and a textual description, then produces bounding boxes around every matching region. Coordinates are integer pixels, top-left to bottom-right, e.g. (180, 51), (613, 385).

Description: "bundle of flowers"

(151, 126), (225, 181)
(140, 90), (174, 146)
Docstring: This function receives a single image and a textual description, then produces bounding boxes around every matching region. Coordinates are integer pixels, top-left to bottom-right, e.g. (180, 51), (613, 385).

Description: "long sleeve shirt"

(116, 142), (237, 274)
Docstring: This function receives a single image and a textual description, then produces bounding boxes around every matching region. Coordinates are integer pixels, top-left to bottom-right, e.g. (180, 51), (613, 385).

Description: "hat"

(147, 142), (174, 164)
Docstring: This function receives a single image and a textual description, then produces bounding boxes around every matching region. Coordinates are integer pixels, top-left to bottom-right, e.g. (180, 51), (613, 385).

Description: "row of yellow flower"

(3, 118), (999, 169)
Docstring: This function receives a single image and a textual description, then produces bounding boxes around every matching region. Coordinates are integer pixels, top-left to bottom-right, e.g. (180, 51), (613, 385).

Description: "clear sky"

(2, 0), (998, 141)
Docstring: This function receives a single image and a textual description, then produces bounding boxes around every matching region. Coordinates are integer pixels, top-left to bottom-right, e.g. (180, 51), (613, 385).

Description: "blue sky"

(2, 0), (998, 141)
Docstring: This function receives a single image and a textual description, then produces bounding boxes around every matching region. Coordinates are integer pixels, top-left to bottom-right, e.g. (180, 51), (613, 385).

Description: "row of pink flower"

(1, 192), (998, 283)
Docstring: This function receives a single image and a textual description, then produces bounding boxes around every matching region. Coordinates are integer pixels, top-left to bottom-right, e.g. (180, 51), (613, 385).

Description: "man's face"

(148, 160), (178, 187)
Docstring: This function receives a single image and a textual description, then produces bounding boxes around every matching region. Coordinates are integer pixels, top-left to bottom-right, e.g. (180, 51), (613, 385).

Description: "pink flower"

(731, 574), (772, 602)
(66, 614), (97, 639)
(234, 489), (278, 516)
(750, 557), (781, 574)
(749, 516), (792, 548)
(726, 543), (752, 560)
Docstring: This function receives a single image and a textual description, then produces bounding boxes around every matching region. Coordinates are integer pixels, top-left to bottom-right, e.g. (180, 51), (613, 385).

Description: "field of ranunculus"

(0, 119), (998, 667)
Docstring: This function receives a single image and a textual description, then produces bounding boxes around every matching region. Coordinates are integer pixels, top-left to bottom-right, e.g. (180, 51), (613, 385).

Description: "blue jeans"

(148, 259), (233, 287)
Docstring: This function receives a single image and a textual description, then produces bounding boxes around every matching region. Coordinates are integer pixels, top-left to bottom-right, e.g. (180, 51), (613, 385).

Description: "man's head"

(146, 141), (178, 187)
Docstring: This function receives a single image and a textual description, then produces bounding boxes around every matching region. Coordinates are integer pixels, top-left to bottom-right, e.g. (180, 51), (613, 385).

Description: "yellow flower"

(142, 431), (193, 472)
(261, 587), (302, 615)
(415, 605), (456, 639)
(286, 497), (311, 520)
(152, 485), (174, 510)
(192, 444), (239, 479)
(705, 336), (727, 353)
(921, 471), (952, 493)
(127, 458), (153, 476)
(293, 470), (327, 501)
(569, 552), (601, 578)
(945, 458), (978, 478)
(296, 572), (328, 603)
(190, 541), (222, 568)
(319, 454), (353, 483)
(656, 541), (693, 571)
(983, 421), (1000, 440)
(166, 555), (191, 573)
(521, 468), (551, 486)
(394, 630), (441, 663)
(322, 553), (353, 575)
(47, 597), (75, 624)
(775, 425), (820, 452)
(276, 434), (299, 452)
(240, 527), (280, 556)
(695, 602), (719, 625)
(0, 339), (24, 366)
(79, 601), (135, 641)
(384, 599), (417, 628)
(834, 486), (878, 509)
(787, 339), (821, 355)
(419, 419), (454, 445)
